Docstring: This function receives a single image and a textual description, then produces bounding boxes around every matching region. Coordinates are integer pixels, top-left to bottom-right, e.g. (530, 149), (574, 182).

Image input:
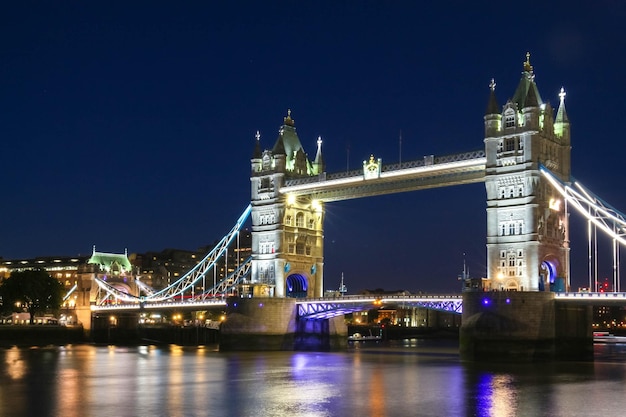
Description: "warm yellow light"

(549, 198), (561, 211)
(220, 315), (226, 322)
(311, 199), (322, 212)
(497, 273), (504, 280)
(287, 194), (296, 206)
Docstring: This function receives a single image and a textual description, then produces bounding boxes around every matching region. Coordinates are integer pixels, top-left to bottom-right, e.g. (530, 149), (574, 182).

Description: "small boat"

(348, 330), (382, 342)
(593, 331), (626, 344)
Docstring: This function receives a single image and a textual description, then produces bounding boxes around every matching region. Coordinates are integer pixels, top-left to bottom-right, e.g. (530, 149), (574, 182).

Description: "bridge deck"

(282, 151), (486, 202)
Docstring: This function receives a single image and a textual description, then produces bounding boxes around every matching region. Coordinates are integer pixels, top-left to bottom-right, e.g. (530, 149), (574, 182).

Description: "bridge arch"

(286, 273), (308, 298)
(540, 257), (560, 291)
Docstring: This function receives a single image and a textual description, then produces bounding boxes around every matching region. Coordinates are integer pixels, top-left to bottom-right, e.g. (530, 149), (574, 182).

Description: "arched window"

(295, 212), (304, 227)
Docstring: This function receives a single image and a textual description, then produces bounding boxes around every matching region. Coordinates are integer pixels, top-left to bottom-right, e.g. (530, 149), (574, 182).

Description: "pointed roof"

(485, 78), (500, 115)
(272, 109), (304, 158)
(252, 130), (262, 159)
(524, 81), (539, 108)
(88, 247), (132, 273)
(555, 87), (569, 123)
(314, 136), (325, 173)
(512, 52), (543, 109)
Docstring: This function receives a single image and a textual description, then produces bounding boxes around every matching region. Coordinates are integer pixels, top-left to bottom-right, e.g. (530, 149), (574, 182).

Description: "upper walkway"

(281, 150), (486, 201)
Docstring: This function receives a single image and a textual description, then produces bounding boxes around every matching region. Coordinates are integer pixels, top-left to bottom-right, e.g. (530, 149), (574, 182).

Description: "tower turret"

(251, 130), (263, 174)
(312, 136), (325, 175)
(484, 78), (502, 137)
(554, 87), (570, 143)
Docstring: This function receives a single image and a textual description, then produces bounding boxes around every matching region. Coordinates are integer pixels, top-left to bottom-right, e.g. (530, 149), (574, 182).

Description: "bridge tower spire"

(484, 53), (571, 292)
(249, 111), (325, 298)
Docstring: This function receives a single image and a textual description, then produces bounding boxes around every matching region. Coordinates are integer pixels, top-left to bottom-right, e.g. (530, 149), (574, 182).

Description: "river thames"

(2, 339), (626, 417)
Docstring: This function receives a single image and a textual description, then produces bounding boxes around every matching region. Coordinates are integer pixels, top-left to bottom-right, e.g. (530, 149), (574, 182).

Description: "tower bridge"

(87, 54), (626, 359)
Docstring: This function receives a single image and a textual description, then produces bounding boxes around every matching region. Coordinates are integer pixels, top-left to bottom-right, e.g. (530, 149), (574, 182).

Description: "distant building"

(0, 230), (252, 313)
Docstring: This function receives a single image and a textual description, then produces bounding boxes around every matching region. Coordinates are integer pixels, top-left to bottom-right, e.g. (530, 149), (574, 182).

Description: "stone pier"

(219, 297), (347, 351)
(460, 291), (593, 361)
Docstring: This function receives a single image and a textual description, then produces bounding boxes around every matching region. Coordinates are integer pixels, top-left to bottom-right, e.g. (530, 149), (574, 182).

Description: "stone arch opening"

(286, 274), (308, 298)
(539, 258), (559, 291)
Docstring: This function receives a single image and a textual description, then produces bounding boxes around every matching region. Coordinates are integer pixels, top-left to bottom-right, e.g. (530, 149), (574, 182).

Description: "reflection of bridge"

(83, 55), (626, 358)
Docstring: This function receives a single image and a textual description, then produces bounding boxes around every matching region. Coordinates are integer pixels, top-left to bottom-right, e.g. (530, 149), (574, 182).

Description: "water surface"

(2, 340), (626, 417)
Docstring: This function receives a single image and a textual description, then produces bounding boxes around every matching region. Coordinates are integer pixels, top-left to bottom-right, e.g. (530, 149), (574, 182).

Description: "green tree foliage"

(0, 269), (63, 324)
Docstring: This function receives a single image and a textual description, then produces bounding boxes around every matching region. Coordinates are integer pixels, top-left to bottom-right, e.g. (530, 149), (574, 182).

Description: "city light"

(549, 198), (561, 211)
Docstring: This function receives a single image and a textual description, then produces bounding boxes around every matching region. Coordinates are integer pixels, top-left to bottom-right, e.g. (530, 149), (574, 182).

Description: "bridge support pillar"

(460, 292), (592, 361)
(294, 317), (347, 351)
(219, 297), (347, 351)
(75, 306), (92, 332)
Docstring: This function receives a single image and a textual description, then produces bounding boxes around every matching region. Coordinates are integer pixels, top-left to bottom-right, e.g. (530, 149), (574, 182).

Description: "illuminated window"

(504, 109), (515, 128)
(295, 213), (304, 227)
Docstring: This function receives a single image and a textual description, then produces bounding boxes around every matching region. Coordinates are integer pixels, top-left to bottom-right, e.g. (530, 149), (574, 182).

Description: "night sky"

(2, 1), (626, 293)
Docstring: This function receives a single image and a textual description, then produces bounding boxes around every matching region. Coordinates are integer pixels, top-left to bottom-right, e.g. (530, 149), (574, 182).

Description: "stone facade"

(484, 54), (571, 292)
(250, 112), (325, 298)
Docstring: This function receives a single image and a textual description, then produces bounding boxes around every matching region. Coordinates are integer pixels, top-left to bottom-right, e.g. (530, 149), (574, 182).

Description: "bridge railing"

(299, 294), (463, 303)
(556, 292), (626, 300)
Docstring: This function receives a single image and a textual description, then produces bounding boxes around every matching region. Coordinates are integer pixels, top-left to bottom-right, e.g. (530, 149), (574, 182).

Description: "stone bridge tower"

(484, 54), (571, 291)
(249, 111), (325, 298)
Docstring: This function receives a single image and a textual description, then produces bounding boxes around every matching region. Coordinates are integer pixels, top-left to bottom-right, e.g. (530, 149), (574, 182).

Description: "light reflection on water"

(1, 341), (626, 417)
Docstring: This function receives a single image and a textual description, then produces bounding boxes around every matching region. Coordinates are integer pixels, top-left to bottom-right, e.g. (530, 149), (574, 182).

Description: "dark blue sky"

(2, 1), (626, 293)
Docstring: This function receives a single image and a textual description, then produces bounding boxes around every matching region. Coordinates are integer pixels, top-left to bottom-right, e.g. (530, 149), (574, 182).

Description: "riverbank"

(0, 325), (86, 347)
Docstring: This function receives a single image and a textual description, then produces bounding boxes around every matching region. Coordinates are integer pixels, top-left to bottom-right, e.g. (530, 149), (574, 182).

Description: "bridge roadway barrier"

(219, 297), (347, 351)
(460, 291), (593, 361)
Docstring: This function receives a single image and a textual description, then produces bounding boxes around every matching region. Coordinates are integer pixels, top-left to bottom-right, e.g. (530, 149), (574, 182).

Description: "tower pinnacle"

(524, 51), (533, 73)
(556, 87), (569, 125)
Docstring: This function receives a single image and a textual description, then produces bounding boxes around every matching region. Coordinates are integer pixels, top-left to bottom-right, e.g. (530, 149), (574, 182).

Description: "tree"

(0, 269), (63, 324)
